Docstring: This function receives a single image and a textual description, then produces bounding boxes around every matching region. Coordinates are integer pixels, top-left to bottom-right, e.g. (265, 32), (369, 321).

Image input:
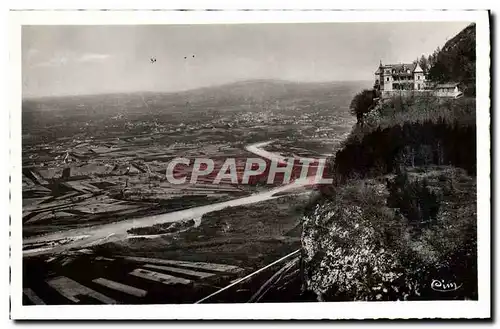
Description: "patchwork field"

(22, 80), (368, 304)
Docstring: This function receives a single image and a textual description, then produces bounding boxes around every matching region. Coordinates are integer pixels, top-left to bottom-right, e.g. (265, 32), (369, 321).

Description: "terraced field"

(23, 250), (311, 304)
(24, 252), (248, 305)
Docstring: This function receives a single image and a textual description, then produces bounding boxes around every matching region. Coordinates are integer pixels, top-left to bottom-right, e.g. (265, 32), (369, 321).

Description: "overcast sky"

(22, 22), (470, 97)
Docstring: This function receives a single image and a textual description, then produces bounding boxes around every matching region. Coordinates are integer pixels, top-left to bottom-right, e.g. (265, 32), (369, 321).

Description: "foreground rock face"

(302, 179), (401, 301)
(302, 167), (477, 301)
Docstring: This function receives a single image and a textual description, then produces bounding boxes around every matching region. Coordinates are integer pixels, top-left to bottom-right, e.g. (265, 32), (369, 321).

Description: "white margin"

(9, 9), (491, 320)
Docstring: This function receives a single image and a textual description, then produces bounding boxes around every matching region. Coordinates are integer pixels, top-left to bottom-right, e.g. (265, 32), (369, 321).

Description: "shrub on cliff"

(332, 118), (476, 181)
(386, 168), (441, 230)
(302, 168), (477, 301)
(349, 89), (377, 125)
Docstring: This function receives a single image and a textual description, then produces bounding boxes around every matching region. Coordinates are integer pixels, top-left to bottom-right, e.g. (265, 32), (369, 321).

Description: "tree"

(350, 89), (376, 125)
(427, 54), (434, 68)
(418, 55), (429, 74)
(427, 59), (449, 83)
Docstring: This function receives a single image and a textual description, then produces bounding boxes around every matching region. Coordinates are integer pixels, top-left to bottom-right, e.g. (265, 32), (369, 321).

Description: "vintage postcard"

(9, 10), (490, 320)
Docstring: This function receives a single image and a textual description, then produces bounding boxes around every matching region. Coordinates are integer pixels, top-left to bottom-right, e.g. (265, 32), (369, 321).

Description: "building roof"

(376, 62), (423, 75)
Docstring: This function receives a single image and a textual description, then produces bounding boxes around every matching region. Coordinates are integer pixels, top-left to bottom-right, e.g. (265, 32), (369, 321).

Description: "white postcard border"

(9, 9), (490, 320)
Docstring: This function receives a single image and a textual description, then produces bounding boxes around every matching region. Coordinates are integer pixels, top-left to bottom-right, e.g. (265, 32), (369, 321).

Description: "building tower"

(381, 63), (393, 92)
(374, 60), (382, 91)
(413, 62), (425, 90)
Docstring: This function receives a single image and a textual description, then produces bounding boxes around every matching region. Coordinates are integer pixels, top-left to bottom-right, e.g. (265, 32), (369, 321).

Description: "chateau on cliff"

(374, 61), (426, 93)
(374, 61), (462, 98)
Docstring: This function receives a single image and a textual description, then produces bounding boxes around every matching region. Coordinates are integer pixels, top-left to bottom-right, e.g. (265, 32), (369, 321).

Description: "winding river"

(23, 141), (314, 256)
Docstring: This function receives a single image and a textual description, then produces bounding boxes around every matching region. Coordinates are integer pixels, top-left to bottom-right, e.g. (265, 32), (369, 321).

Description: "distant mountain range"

(22, 79), (372, 113)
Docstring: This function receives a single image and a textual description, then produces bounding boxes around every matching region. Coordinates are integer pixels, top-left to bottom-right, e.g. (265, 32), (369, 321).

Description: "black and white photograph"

(9, 9), (490, 320)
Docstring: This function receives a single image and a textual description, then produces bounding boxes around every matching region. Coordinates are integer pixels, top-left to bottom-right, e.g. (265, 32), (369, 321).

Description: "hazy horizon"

(23, 22), (470, 98)
(22, 78), (374, 100)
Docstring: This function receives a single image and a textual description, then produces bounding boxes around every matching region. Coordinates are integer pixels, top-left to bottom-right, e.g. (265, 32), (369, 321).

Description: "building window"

(418, 84), (421, 90)
(386, 77), (389, 82)
(417, 76), (420, 80)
